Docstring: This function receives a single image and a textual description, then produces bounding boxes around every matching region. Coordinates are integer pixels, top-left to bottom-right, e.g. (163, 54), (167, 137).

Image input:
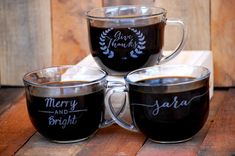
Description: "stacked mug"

(23, 5), (210, 143)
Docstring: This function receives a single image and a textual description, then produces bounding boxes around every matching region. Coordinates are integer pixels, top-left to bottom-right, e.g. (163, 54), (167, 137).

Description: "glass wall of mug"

(86, 5), (187, 75)
(23, 65), (115, 143)
(105, 65), (210, 143)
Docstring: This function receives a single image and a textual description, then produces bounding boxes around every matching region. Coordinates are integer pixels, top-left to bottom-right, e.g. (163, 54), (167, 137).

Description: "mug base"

(49, 130), (98, 144)
(150, 137), (192, 144)
(51, 136), (89, 144)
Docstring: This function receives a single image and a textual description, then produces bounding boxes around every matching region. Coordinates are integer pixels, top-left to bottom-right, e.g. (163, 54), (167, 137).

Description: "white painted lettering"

(132, 90), (209, 117)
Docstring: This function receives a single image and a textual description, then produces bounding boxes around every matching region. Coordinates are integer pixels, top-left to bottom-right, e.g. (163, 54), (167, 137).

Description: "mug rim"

(23, 65), (107, 88)
(124, 65), (210, 87)
(86, 5), (167, 20)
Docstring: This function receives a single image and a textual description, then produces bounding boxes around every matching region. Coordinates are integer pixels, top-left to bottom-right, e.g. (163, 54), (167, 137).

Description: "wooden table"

(1, 53), (235, 156)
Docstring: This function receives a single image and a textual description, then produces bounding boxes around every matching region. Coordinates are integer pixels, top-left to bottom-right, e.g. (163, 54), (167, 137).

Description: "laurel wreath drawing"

(99, 27), (146, 59)
(99, 28), (114, 58)
(128, 28), (146, 58)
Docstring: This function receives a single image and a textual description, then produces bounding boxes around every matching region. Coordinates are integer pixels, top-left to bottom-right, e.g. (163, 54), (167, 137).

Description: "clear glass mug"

(86, 5), (187, 75)
(23, 65), (120, 143)
(105, 65), (210, 143)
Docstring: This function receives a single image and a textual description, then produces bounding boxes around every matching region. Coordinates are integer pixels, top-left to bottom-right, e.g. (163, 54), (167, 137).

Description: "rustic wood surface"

(1, 89), (234, 156)
(0, 87), (24, 115)
(51, 0), (102, 65)
(16, 125), (145, 156)
(154, 0), (210, 51)
(0, 96), (36, 156)
(0, 0), (52, 86)
(212, 0), (235, 87)
(103, 0), (155, 6)
(198, 89), (235, 155)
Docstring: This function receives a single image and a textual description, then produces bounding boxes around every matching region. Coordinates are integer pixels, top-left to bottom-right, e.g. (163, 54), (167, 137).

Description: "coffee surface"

(136, 76), (195, 85)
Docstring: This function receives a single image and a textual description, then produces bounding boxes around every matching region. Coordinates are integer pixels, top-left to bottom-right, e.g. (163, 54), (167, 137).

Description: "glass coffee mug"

(23, 66), (116, 143)
(86, 5), (187, 75)
(105, 65), (210, 143)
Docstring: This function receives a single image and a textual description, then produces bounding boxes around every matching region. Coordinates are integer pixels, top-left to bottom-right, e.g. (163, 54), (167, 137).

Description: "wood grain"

(136, 91), (227, 156)
(0, 97), (36, 156)
(51, 0), (102, 65)
(198, 89), (235, 156)
(0, 87), (24, 115)
(155, 0), (210, 51)
(103, 0), (155, 6)
(16, 125), (145, 156)
(15, 133), (87, 156)
(0, 0), (52, 86)
(211, 0), (235, 87)
(76, 125), (145, 156)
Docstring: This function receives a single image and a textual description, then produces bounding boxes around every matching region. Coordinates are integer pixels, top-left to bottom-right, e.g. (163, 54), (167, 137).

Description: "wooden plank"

(15, 133), (88, 156)
(16, 125), (145, 156)
(198, 89), (235, 155)
(155, 0), (210, 51)
(0, 0), (52, 86)
(0, 87), (24, 115)
(136, 91), (227, 156)
(211, 0), (235, 87)
(51, 0), (103, 65)
(0, 96), (36, 156)
(76, 125), (145, 156)
(103, 0), (155, 6)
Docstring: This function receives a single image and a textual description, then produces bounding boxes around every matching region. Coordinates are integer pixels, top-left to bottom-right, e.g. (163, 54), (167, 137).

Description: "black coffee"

(128, 76), (209, 142)
(137, 76), (195, 85)
(88, 22), (165, 74)
(26, 81), (105, 142)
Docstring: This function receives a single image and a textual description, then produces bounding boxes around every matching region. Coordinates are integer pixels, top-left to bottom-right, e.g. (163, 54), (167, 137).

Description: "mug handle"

(99, 81), (127, 128)
(105, 82), (138, 132)
(159, 18), (187, 64)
